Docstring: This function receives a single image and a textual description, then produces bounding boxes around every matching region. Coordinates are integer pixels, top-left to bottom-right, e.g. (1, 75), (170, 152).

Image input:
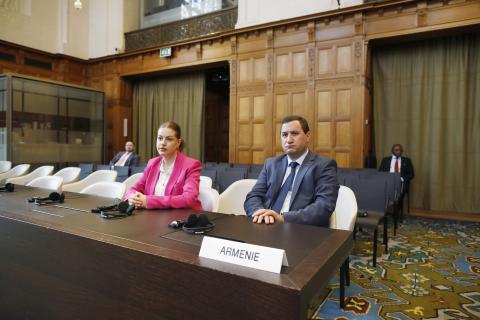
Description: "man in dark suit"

(109, 141), (141, 168)
(378, 144), (414, 193)
(244, 115), (339, 226)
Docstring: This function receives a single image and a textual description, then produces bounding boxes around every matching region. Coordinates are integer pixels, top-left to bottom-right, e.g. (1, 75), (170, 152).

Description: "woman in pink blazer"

(125, 121), (202, 210)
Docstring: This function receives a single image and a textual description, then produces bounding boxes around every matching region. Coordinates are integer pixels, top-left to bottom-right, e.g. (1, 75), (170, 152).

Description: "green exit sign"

(160, 47), (172, 57)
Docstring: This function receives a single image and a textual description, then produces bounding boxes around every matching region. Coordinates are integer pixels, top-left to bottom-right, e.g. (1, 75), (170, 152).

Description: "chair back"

(80, 181), (126, 199)
(79, 163), (95, 180)
(130, 165), (146, 175)
(114, 166), (129, 182)
(0, 161), (12, 173)
(27, 176), (64, 192)
(217, 168), (248, 193)
(198, 187), (220, 212)
(96, 164), (111, 171)
(63, 170), (117, 193)
(201, 168), (217, 189)
(200, 176), (213, 189)
(54, 167), (81, 184)
(218, 179), (257, 215)
(122, 173), (143, 194)
(7, 165), (51, 185)
(352, 177), (388, 213)
(330, 185), (358, 231)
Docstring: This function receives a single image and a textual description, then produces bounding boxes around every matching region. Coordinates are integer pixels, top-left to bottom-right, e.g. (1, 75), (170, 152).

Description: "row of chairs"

(0, 162), (144, 199)
(78, 163), (147, 182)
(201, 165), (263, 193)
(338, 168), (403, 267)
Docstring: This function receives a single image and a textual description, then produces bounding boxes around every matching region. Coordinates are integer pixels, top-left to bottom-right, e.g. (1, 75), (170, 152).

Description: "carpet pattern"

(314, 217), (480, 319)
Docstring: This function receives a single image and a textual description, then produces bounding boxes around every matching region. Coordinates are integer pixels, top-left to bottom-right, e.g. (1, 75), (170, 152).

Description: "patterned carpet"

(314, 217), (480, 319)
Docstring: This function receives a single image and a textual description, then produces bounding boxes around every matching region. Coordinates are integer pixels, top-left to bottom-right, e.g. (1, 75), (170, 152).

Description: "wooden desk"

(0, 186), (353, 320)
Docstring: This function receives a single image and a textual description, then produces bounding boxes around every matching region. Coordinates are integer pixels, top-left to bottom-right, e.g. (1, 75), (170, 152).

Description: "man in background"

(109, 141), (140, 168)
(379, 143), (414, 211)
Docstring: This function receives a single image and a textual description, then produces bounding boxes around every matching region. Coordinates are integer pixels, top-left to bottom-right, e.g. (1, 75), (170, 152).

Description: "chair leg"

(340, 264), (345, 309)
(393, 206), (398, 236)
(345, 256), (350, 286)
(353, 225), (357, 240)
(407, 191), (410, 217)
(373, 227), (378, 267)
(383, 216), (388, 254)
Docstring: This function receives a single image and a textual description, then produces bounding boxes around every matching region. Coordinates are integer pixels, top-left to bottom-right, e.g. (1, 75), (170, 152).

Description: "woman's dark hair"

(159, 121), (185, 151)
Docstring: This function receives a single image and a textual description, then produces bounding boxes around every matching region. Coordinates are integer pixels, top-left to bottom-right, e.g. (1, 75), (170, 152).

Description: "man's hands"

(128, 191), (147, 208)
(252, 209), (284, 224)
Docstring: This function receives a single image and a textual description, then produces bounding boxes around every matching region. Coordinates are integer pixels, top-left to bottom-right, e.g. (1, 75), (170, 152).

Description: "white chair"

(200, 176), (213, 189)
(7, 165), (54, 185)
(62, 170), (117, 193)
(80, 182), (126, 199)
(329, 185), (358, 309)
(54, 167), (81, 184)
(27, 176), (64, 192)
(198, 187), (220, 212)
(122, 173), (143, 194)
(0, 161), (12, 173)
(330, 186), (358, 231)
(0, 164), (31, 183)
(218, 179), (257, 215)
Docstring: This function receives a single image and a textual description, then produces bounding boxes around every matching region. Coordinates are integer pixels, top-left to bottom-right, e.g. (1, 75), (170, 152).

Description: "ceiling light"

(74, 0), (82, 10)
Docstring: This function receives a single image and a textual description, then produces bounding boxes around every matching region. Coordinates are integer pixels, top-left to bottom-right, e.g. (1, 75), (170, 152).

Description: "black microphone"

(185, 214), (199, 227)
(181, 213), (215, 235)
(91, 198), (122, 213)
(197, 213), (211, 227)
(28, 192), (64, 203)
(168, 219), (186, 228)
(0, 183), (14, 192)
(99, 200), (135, 219)
(117, 200), (135, 215)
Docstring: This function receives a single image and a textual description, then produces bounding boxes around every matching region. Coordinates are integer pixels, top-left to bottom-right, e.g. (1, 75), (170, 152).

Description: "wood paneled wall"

(2, 0), (479, 163)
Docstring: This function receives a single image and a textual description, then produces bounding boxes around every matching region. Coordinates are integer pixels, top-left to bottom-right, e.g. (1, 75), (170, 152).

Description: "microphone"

(28, 192), (65, 204)
(182, 213), (215, 235)
(0, 183), (14, 192)
(117, 200), (135, 215)
(185, 213), (199, 227)
(168, 219), (186, 228)
(197, 213), (211, 227)
(91, 198), (122, 213)
(99, 200), (135, 219)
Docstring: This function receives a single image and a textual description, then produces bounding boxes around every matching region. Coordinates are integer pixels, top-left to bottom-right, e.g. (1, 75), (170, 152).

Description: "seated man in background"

(109, 141), (141, 168)
(244, 115), (339, 226)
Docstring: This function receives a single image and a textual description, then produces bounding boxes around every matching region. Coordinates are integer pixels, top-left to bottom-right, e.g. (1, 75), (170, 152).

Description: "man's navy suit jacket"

(244, 151), (339, 227)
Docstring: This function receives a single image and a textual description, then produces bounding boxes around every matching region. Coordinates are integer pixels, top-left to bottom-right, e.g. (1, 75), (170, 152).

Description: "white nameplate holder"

(199, 236), (289, 274)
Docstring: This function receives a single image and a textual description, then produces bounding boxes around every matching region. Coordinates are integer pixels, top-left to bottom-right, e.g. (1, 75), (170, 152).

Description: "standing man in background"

(109, 141), (141, 168)
(379, 143), (414, 212)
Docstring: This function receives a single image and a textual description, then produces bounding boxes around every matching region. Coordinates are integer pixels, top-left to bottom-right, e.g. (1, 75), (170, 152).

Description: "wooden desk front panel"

(0, 187), (353, 320)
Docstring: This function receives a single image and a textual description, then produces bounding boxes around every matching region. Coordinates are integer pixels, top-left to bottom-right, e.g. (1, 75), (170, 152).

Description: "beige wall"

(124, 0), (140, 33)
(236, 0), (363, 29)
(0, 0), (59, 54)
(0, 0), (139, 59)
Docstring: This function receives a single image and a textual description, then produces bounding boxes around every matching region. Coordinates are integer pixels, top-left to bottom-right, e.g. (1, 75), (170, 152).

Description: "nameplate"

(199, 236), (288, 273)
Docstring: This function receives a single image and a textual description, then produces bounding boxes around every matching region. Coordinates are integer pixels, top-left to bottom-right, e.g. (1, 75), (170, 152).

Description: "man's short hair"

(391, 143), (403, 153)
(281, 115), (310, 134)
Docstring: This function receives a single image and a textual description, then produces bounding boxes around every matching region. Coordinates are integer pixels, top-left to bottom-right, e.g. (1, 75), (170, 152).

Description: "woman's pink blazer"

(125, 152), (202, 210)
